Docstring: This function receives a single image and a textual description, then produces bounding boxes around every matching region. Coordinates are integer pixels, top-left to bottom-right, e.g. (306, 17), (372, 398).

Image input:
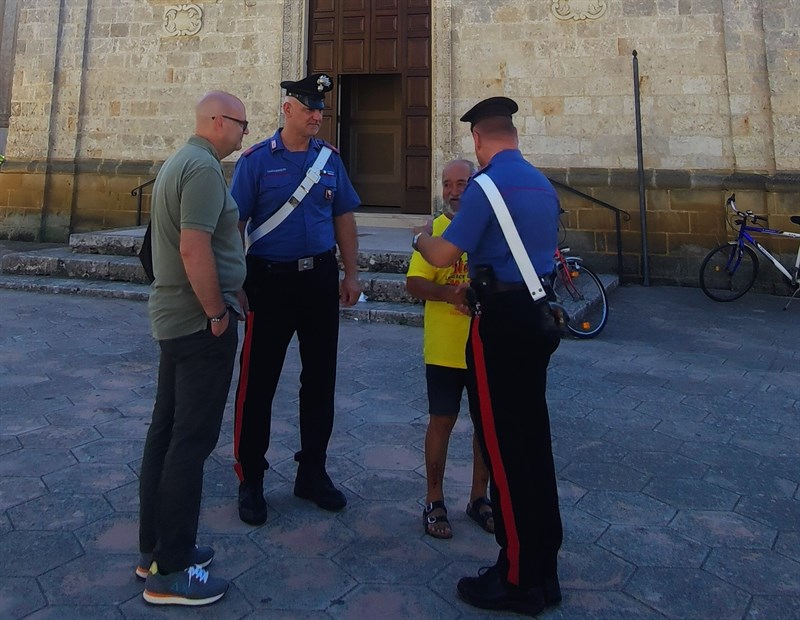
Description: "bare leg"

(469, 433), (494, 532)
(424, 414), (457, 537)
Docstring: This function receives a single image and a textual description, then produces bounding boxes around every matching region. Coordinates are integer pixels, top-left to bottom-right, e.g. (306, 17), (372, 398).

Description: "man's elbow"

(427, 250), (457, 268)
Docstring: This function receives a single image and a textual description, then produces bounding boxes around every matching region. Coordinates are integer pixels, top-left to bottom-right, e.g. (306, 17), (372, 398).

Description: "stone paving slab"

(0, 285), (799, 618)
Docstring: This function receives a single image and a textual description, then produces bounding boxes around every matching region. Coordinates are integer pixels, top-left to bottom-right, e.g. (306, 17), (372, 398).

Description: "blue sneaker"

(143, 563), (228, 606)
(135, 545), (214, 580)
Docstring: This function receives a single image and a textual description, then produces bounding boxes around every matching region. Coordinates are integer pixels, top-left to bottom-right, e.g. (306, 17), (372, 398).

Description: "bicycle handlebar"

(726, 194), (768, 225)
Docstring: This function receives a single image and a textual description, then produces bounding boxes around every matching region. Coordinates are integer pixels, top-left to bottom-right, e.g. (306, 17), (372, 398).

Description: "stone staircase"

(0, 225), (619, 328)
(0, 226), (426, 326)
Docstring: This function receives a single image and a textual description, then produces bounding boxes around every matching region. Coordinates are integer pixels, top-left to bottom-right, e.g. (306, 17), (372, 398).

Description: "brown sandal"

(423, 500), (453, 539)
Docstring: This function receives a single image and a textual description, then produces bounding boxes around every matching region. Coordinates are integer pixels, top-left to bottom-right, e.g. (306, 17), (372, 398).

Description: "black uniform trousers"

(465, 289), (563, 590)
(139, 315), (238, 573)
(233, 251), (340, 483)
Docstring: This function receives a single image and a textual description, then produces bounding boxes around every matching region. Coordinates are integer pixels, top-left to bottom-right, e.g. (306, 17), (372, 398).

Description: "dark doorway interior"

(339, 74), (404, 210)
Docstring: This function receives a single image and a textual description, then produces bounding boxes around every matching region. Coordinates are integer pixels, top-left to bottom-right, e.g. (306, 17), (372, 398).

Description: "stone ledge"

(3, 159), (798, 193)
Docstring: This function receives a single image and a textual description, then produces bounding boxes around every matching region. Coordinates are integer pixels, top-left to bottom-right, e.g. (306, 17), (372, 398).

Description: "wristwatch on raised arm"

(412, 232), (423, 251)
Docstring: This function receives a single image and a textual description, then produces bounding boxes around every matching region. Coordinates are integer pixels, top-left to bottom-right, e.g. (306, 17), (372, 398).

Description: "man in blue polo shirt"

(231, 73), (361, 526)
(412, 97), (563, 616)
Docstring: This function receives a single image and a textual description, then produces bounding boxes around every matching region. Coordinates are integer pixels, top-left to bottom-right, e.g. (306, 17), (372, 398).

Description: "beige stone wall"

(1, 0), (797, 286)
(442, 1), (772, 172)
(7, 0), (292, 162)
(764, 1), (799, 170)
(7, 1), (796, 172)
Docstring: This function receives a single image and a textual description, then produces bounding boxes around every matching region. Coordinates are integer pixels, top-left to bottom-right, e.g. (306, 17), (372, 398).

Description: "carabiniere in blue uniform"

(230, 71), (361, 527)
(414, 96), (564, 615)
(232, 131), (359, 261)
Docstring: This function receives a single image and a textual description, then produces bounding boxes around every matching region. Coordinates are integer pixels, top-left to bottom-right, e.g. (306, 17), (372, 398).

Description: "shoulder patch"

(241, 140), (270, 157)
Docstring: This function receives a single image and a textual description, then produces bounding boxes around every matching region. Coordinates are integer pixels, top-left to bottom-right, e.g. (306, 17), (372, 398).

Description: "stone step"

(70, 226), (145, 256)
(0, 273), (424, 326)
(2, 247), (152, 284)
(0, 271), (618, 333)
(3, 228), (618, 333)
(69, 225), (414, 273)
(0, 247), (419, 302)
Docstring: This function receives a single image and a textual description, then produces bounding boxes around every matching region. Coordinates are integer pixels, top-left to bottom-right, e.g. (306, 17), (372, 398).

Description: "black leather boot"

(238, 480), (267, 525)
(293, 455), (346, 511)
(457, 565), (546, 617)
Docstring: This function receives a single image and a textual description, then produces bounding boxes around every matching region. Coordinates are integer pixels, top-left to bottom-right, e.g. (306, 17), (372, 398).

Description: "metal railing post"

(131, 178), (156, 226)
(547, 177), (630, 280)
(633, 50), (650, 285)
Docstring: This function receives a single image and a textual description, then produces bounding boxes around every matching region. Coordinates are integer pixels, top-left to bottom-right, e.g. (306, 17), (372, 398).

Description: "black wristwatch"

(209, 308), (228, 323)
(412, 232), (423, 251)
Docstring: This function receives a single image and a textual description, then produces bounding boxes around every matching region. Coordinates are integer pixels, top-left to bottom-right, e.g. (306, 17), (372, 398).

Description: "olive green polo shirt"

(148, 136), (246, 340)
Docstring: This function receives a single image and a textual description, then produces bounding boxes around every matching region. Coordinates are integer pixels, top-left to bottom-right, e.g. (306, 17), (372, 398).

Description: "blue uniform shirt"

(231, 130), (360, 261)
(442, 149), (559, 282)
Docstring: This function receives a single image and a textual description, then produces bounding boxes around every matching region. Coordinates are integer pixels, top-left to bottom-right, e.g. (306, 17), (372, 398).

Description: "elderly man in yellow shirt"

(407, 159), (494, 539)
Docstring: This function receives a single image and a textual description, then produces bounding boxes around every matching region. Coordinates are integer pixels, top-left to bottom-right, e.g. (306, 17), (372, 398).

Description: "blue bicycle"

(699, 194), (800, 307)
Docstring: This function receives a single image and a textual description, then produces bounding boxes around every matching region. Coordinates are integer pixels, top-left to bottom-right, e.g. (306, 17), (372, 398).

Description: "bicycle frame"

(553, 247), (582, 292)
(731, 208), (800, 285)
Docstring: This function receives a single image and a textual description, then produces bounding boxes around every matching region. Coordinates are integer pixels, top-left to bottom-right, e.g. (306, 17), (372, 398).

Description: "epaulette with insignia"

(241, 140), (270, 157)
(318, 139), (340, 155)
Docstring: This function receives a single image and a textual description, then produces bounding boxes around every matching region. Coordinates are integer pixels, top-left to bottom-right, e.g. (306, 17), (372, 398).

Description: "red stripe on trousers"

(233, 310), (255, 482)
(470, 315), (521, 585)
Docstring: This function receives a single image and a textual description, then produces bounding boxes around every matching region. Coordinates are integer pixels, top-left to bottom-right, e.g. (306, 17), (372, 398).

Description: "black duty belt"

(476, 281), (555, 296)
(492, 281), (553, 292)
(248, 248), (335, 274)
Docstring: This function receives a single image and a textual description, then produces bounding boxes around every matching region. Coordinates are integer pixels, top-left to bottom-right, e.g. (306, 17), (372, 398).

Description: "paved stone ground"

(1, 285), (799, 619)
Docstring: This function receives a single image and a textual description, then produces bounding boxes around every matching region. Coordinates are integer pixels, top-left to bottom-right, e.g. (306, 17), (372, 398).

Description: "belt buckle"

(297, 257), (314, 271)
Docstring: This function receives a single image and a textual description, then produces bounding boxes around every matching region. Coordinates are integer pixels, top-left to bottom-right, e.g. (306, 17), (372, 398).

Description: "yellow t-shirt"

(407, 214), (470, 369)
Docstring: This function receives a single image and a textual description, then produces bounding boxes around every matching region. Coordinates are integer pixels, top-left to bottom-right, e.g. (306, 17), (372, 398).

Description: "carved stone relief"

(163, 4), (203, 37)
(551, 1), (607, 21)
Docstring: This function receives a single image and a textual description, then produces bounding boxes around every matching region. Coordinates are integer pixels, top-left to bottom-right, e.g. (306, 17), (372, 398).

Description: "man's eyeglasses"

(213, 115), (248, 132)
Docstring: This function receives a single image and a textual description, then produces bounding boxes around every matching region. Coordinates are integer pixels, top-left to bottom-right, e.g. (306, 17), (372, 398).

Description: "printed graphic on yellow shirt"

(406, 214), (471, 369)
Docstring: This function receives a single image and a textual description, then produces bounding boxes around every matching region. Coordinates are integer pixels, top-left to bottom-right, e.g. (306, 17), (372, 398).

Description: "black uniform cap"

(460, 96), (519, 129)
(280, 73), (333, 110)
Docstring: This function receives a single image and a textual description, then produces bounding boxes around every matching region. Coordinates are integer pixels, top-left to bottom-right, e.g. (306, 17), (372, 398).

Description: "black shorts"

(425, 364), (471, 416)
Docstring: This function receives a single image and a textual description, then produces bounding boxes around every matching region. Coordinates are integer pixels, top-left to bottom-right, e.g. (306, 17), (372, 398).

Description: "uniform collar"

(269, 129), (324, 154)
(489, 149), (523, 164)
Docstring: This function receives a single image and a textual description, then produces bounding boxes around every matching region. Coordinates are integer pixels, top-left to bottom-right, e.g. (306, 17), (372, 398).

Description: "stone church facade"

(0, 0), (797, 283)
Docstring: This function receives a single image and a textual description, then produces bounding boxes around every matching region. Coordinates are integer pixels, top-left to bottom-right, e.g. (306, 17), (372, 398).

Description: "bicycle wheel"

(552, 262), (609, 338)
(699, 242), (758, 302)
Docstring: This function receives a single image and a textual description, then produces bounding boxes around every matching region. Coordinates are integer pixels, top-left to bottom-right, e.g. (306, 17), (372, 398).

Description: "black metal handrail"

(131, 178), (155, 226)
(547, 177), (630, 279)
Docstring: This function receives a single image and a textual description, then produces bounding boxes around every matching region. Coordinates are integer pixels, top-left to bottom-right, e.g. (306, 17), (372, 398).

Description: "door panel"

(342, 15), (366, 34)
(342, 40), (367, 72)
(374, 39), (398, 72)
(342, 0), (366, 10)
(312, 41), (336, 73)
(342, 74), (403, 208)
(308, 0), (431, 213)
(406, 116), (430, 149)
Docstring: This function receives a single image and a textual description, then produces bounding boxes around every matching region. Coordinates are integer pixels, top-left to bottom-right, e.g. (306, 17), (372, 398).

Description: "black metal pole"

(632, 50), (650, 286)
(615, 210), (623, 279)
